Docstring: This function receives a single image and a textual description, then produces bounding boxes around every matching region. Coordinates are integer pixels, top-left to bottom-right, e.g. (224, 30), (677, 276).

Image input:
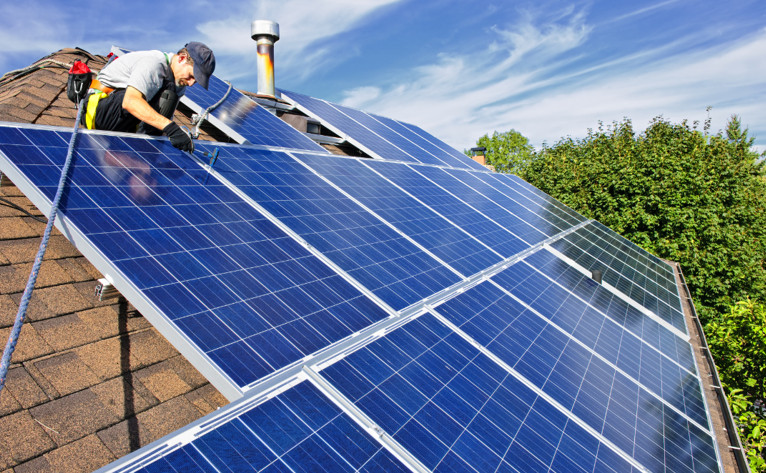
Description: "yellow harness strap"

(84, 92), (108, 129)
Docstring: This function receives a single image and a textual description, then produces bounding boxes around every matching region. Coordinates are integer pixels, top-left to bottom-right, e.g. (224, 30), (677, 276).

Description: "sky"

(1, 0), (765, 153)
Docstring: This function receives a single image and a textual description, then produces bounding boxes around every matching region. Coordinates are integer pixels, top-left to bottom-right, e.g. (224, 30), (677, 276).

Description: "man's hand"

(163, 122), (194, 152)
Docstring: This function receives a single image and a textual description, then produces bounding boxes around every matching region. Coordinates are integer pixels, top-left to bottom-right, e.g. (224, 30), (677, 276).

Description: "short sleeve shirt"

(97, 50), (185, 101)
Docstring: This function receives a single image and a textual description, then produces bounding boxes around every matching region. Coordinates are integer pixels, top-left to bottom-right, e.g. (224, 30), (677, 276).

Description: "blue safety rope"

(0, 98), (85, 396)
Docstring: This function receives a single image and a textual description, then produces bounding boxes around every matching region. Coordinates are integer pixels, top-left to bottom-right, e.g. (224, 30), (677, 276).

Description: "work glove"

(163, 122), (194, 153)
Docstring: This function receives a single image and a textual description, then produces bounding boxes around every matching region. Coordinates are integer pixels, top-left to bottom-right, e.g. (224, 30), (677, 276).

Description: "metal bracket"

(95, 278), (121, 301)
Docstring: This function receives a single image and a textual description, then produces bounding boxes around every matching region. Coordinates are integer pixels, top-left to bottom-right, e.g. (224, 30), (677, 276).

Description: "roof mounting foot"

(95, 278), (121, 301)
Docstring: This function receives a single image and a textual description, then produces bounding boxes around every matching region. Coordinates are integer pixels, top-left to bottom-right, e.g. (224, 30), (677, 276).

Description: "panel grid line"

(423, 309), (651, 473)
(486, 277), (711, 435)
(305, 367), (427, 473)
(546, 245), (689, 342)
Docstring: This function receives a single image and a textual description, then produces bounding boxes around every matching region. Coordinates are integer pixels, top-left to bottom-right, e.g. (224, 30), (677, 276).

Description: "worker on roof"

(82, 42), (215, 152)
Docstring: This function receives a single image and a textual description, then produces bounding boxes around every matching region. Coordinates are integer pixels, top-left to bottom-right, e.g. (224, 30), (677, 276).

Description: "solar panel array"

(0, 82), (724, 473)
(281, 90), (486, 170)
(182, 74), (326, 152)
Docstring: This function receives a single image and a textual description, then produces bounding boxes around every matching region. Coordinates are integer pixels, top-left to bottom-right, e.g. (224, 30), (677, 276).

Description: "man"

(83, 42), (215, 152)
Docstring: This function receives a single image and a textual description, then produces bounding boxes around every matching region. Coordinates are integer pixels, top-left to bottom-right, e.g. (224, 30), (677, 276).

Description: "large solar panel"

(0, 124), (390, 399)
(281, 90), (486, 170)
(100, 378), (411, 473)
(294, 152), (504, 277)
(0, 95), (726, 473)
(182, 74), (326, 152)
(192, 143), (461, 311)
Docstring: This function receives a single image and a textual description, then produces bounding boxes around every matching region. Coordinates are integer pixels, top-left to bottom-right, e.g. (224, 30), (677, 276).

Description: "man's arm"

(121, 86), (192, 152)
(122, 86), (172, 130)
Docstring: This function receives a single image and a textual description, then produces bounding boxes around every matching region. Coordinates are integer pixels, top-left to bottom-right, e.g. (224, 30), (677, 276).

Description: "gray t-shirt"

(97, 50), (185, 101)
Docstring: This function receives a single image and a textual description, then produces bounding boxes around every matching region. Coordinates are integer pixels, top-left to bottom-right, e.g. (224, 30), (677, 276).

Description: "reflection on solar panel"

(281, 90), (486, 170)
(0, 125), (389, 399)
(183, 74), (326, 152)
(192, 143), (461, 311)
(0, 100), (725, 472)
(294, 152), (503, 277)
(106, 379), (411, 473)
(550, 222), (688, 334)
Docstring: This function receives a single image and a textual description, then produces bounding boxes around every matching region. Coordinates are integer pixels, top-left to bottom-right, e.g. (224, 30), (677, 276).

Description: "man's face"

(173, 55), (196, 87)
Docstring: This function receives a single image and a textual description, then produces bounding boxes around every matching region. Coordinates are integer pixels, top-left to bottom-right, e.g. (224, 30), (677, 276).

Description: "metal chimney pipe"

(251, 20), (280, 97)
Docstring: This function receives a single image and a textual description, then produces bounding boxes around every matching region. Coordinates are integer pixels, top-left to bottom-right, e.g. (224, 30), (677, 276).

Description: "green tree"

(521, 116), (766, 321)
(706, 299), (766, 471)
(472, 129), (535, 175)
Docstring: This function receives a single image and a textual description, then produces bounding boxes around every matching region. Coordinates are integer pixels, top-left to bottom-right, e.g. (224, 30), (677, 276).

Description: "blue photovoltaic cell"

(396, 120), (488, 171)
(361, 159), (529, 258)
(113, 380), (410, 473)
(492, 172), (587, 227)
(281, 90), (416, 163)
(439, 264), (708, 431)
(183, 75), (325, 152)
(321, 314), (642, 473)
(519, 249), (696, 372)
(295, 152), (503, 277)
(194, 143), (461, 311)
(0, 125), (389, 391)
(282, 89), (486, 170)
(431, 282), (719, 473)
(410, 165), (553, 248)
(470, 170), (586, 230)
(552, 223), (687, 332)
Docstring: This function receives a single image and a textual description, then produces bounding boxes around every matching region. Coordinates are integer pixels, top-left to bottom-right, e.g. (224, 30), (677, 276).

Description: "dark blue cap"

(185, 42), (215, 90)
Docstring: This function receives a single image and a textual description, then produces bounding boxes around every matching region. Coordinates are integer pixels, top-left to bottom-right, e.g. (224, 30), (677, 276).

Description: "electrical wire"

(0, 196), (47, 223)
(191, 80), (233, 138)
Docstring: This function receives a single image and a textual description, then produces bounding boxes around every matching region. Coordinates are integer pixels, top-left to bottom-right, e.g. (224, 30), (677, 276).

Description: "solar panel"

(361, 159), (530, 258)
(406, 165), (554, 248)
(482, 255), (708, 429)
(0, 124), (389, 399)
(320, 313), (646, 472)
(294, 152), (504, 277)
(182, 74), (326, 152)
(281, 90), (486, 170)
(430, 274), (718, 473)
(550, 222), (688, 334)
(100, 379), (411, 473)
(0, 108), (726, 472)
(192, 143), (461, 311)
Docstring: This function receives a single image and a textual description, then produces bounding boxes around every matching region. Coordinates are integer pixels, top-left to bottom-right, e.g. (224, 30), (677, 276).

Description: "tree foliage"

(707, 299), (766, 471)
(473, 116), (766, 469)
(520, 116), (766, 320)
(473, 130), (535, 175)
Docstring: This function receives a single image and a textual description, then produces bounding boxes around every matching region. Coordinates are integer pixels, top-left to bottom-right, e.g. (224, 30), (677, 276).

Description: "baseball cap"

(185, 42), (216, 89)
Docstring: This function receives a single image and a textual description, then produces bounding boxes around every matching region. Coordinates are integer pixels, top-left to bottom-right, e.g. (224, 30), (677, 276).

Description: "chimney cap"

(252, 20), (280, 41)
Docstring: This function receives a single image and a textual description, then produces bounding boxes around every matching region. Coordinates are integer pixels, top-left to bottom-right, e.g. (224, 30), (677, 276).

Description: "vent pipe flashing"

(251, 20), (280, 97)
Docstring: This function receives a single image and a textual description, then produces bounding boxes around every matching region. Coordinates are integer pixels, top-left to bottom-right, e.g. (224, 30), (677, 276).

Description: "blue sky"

(1, 0), (764, 153)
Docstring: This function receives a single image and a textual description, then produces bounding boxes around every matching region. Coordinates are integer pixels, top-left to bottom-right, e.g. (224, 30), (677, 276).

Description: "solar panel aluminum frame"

(0, 124), (249, 400)
(0, 124), (405, 402)
(281, 91), (428, 166)
(546, 242), (690, 342)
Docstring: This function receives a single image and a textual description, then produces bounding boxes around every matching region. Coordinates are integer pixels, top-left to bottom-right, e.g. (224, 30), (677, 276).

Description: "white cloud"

(0, 3), (72, 56)
(196, 0), (402, 81)
(341, 86), (382, 108)
(339, 11), (766, 153)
